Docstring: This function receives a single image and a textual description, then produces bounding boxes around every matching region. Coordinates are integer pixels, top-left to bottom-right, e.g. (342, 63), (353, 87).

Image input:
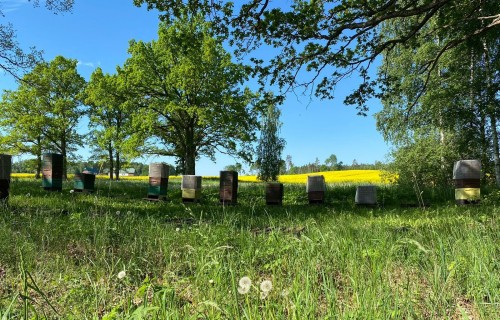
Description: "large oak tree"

(124, 14), (262, 174)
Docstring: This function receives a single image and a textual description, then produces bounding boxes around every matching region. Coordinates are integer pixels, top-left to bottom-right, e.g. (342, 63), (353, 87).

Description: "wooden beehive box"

(355, 185), (377, 206)
(219, 171), (238, 205)
(42, 153), (63, 191)
(74, 172), (96, 193)
(266, 182), (284, 205)
(453, 160), (480, 204)
(181, 175), (202, 202)
(0, 154), (12, 201)
(147, 163), (169, 200)
(307, 175), (325, 203)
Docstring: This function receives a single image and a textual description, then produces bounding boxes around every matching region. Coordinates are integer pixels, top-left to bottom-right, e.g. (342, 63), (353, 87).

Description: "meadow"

(0, 174), (499, 319)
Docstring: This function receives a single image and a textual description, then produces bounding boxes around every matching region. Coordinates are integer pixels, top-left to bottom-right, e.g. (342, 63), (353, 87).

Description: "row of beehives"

(0, 154), (482, 205)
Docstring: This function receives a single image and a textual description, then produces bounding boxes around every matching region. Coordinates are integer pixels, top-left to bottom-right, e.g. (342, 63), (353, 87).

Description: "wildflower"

(116, 211), (120, 215)
(260, 291), (269, 300)
(176, 227), (180, 232)
(209, 279), (214, 284)
(69, 190), (74, 194)
(238, 276), (252, 294)
(117, 270), (126, 279)
(260, 280), (273, 293)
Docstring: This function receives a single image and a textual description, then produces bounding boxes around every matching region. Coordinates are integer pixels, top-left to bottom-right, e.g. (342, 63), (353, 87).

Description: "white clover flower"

(176, 227), (180, 232)
(260, 280), (273, 293)
(209, 279), (214, 284)
(237, 276), (252, 294)
(117, 270), (126, 279)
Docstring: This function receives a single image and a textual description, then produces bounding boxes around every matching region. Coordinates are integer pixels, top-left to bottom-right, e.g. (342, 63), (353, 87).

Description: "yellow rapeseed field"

(12, 170), (388, 184)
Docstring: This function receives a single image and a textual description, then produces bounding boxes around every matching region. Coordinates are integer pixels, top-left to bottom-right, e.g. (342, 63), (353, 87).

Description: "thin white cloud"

(77, 60), (95, 68)
(1, 0), (29, 14)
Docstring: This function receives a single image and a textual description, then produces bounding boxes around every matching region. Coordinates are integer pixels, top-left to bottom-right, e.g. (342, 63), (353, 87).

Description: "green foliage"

(135, 0), (500, 114)
(256, 102), (286, 182)
(0, 1), (74, 79)
(0, 56), (86, 177)
(123, 14), (261, 174)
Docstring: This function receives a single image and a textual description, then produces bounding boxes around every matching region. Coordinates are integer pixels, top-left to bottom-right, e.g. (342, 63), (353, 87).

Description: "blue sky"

(0, 0), (391, 175)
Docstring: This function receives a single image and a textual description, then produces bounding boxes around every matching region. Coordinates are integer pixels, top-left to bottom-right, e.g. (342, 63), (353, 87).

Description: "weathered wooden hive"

(42, 153), (63, 191)
(219, 171), (238, 205)
(181, 175), (202, 202)
(355, 185), (377, 206)
(306, 175), (325, 204)
(74, 170), (96, 193)
(266, 182), (284, 205)
(453, 160), (480, 204)
(0, 154), (12, 202)
(147, 163), (169, 200)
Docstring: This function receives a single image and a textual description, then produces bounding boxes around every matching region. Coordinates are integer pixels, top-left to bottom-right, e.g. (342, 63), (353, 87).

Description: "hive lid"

(453, 160), (481, 180)
(306, 175), (325, 192)
(149, 163), (169, 178)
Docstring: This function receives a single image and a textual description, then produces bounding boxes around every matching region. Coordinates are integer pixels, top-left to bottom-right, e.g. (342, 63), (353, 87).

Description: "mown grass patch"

(0, 178), (498, 319)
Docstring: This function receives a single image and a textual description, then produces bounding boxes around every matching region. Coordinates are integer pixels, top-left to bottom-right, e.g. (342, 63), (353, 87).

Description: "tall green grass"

(0, 178), (498, 319)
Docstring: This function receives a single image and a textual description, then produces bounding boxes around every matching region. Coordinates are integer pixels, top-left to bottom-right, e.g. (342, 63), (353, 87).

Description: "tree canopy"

(134, 0), (500, 115)
(0, 0), (74, 79)
(123, 14), (263, 174)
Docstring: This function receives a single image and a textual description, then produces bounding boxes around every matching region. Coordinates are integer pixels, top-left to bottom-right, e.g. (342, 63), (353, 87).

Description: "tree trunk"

(489, 114), (500, 187)
(108, 142), (114, 180)
(185, 152), (196, 175)
(35, 136), (42, 179)
(61, 134), (67, 179)
(115, 152), (121, 181)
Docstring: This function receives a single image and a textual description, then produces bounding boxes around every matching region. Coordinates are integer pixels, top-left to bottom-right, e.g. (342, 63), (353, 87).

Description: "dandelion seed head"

(237, 285), (250, 294)
(117, 270), (126, 279)
(260, 291), (268, 299)
(260, 280), (273, 293)
(175, 227), (180, 232)
(239, 276), (251, 288)
(116, 211), (120, 215)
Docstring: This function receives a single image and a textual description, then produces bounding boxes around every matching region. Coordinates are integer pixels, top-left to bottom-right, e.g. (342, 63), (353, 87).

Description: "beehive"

(74, 171), (96, 193)
(266, 182), (284, 205)
(0, 154), (12, 201)
(306, 175), (325, 203)
(42, 153), (63, 191)
(219, 171), (238, 205)
(147, 163), (169, 199)
(355, 185), (377, 205)
(453, 160), (480, 204)
(181, 175), (202, 202)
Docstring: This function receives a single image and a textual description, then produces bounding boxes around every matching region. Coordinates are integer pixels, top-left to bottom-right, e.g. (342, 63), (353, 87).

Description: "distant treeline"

(11, 159), (177, 177)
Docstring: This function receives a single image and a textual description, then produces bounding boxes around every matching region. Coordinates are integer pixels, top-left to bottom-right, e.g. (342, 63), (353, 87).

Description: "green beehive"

(147, 163), (169, 199)
(42, 153), (63, 191)
(74, 171), (96, 193)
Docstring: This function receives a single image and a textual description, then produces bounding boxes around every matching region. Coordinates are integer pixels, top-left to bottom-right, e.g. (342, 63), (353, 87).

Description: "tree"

(124, 14), (262, 174)
(0, 89), (47, 178)
(376, 6), (500, 186)
(85, 67), (140, 180)
(2, 56), (86, 178)
(256, 102), (286, 182)
(0, 0), (74, 79)
(223, 163), (243, 174)
(324, 154), (337, 170)
(134, 0), (500, 114)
